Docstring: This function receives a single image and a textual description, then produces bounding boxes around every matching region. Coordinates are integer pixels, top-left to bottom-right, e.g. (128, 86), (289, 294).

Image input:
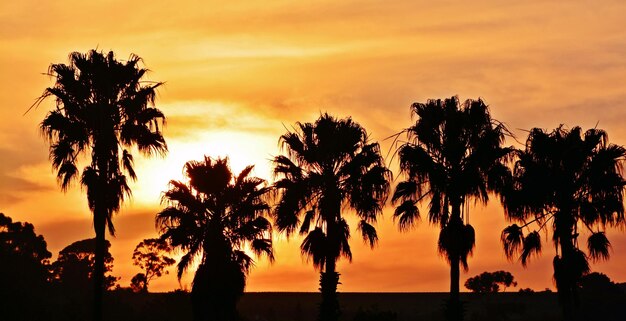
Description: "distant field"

(237, 292), (563, 321)
(6, 290), (624, 321)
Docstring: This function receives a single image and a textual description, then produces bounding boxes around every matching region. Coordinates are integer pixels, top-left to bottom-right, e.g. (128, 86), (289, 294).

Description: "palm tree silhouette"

(501, 126), (626, 321)
(157, 156), (274, 321)
(272, 113), (391, 321)
(37, 49), (167, 321)
(392, 97), (512, 321)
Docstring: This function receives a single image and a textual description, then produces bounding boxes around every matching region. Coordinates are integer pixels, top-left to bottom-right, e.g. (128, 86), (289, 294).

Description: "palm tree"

(157, 156), (274, 321)
(392, 97), (512, 321)
(501, 126), (626, 320)
(37, 49), (167, 321)
(272, 113), (391, 321)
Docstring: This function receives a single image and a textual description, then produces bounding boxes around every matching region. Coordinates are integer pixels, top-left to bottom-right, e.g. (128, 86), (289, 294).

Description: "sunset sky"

(2, 0), (626, 293)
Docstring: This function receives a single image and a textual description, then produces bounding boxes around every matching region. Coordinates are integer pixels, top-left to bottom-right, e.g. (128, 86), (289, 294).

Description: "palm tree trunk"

(557, 237), (576, 321)
(446, 204), (463, 321)
(319, 258), (340, 321)
(319, 213), (340, 321)
(93, 209), (106, 321)
(554, 213), (578, 321)
(450, 254), (460, 304)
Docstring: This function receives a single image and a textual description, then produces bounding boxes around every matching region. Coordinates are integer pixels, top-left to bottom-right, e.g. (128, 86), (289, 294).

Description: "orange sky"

(2, 0), (626, 292)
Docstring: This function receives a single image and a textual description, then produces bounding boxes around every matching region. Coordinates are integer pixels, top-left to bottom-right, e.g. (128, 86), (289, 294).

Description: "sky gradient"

(2, 0), (626, 292)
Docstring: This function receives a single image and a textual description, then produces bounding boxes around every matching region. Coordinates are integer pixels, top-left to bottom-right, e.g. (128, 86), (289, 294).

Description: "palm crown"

(393, 97), (512, 267)
(273, 113), (391, 268)
(39, 50), (167, 235)
(501, 126), (626, 318)
(157, 156), (274, 281)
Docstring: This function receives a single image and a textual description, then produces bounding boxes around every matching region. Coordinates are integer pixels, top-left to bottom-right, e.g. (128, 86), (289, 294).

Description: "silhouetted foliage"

(37, 49), (167, 321)
(464, 271), (517, 293)
(130, 273), (148, 293)
(157, 156), (273, 321)
(579, 272), (621, 294)
(519, 288), (535, 293)
(501, 126), (626, 320)
(272, 113), (391, 321)
(0, 213), (52, 318)
(132, 238), (175, 292)
(392, 97), (512, 321)
(51, 238), (118, 292)
(578, 272), (626, 321)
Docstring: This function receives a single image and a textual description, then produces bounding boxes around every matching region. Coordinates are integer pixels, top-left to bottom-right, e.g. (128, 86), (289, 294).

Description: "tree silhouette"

(392, 97), (512, 321)
(272, 113), (391, 321)
(0, 213), (51, 282)
(0, 213), (51, 318)
(464, 271), (517, 293)
(579, 272), (620, 294)
(501, 126), (626, 321)
(132, 238), (175, 292)
(130, 273), (148, 293)
(51, 238), (118, 292)
(157, 156), (274, 321)
(578, 271), (626, 321)
(37, 49), (167, 321)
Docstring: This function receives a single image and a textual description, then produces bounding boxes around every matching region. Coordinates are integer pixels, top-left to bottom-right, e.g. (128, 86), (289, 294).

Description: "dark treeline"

(5, 48), (625, 321)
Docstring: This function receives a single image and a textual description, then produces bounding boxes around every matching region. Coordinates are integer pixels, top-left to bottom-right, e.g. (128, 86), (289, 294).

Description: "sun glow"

(131, 130), (278, 209)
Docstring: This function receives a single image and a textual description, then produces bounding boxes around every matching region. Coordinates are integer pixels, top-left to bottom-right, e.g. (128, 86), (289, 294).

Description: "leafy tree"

(0, 213), (51, 283)
(273, 113), (391, 321)
(578, 272), (625, 320)
(37, 49), (167, 321)
(0, 213), (52, 317)
(157, 156), (274, 321)
(501, 126), (626, 320)
(130, 273), (147, 293)
(579, 272), (620, 294)
(464, 271), (517, 293)
(392, 97), (512, 320)
(131, 238), (175, 292)
(51, 238), (118, 292)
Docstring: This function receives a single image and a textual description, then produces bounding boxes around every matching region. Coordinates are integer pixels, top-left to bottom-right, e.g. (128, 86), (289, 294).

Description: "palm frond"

(121, 149), (137, 180)
(393, 200), (419, 231)
(392, 181), (418, 203)
(299, 209), (316, 235)
(337, 218), (352, 262)
(233, 250), (254, 274)
(501, 224), (523, 260)
(587, 231), (611, 261)
(460, 224), (475, 271)
(520, 231), (542, 267)
(251, 239), (275, 263)
(357, 219), (378, 248)
(301, 227), (327, 270)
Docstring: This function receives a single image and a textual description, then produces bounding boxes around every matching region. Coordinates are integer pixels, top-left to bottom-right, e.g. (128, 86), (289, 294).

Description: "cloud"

(0, 143), (53, 206)
(160, 100), (283, 139)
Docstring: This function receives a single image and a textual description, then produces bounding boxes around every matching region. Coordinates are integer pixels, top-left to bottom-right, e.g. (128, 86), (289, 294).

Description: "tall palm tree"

(157, 156), (274, 321)
(38, 49), (167, 321)
(501, 126), (626, 320)
(392, 97), (512, 321)
(272, 113), (391, 321)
